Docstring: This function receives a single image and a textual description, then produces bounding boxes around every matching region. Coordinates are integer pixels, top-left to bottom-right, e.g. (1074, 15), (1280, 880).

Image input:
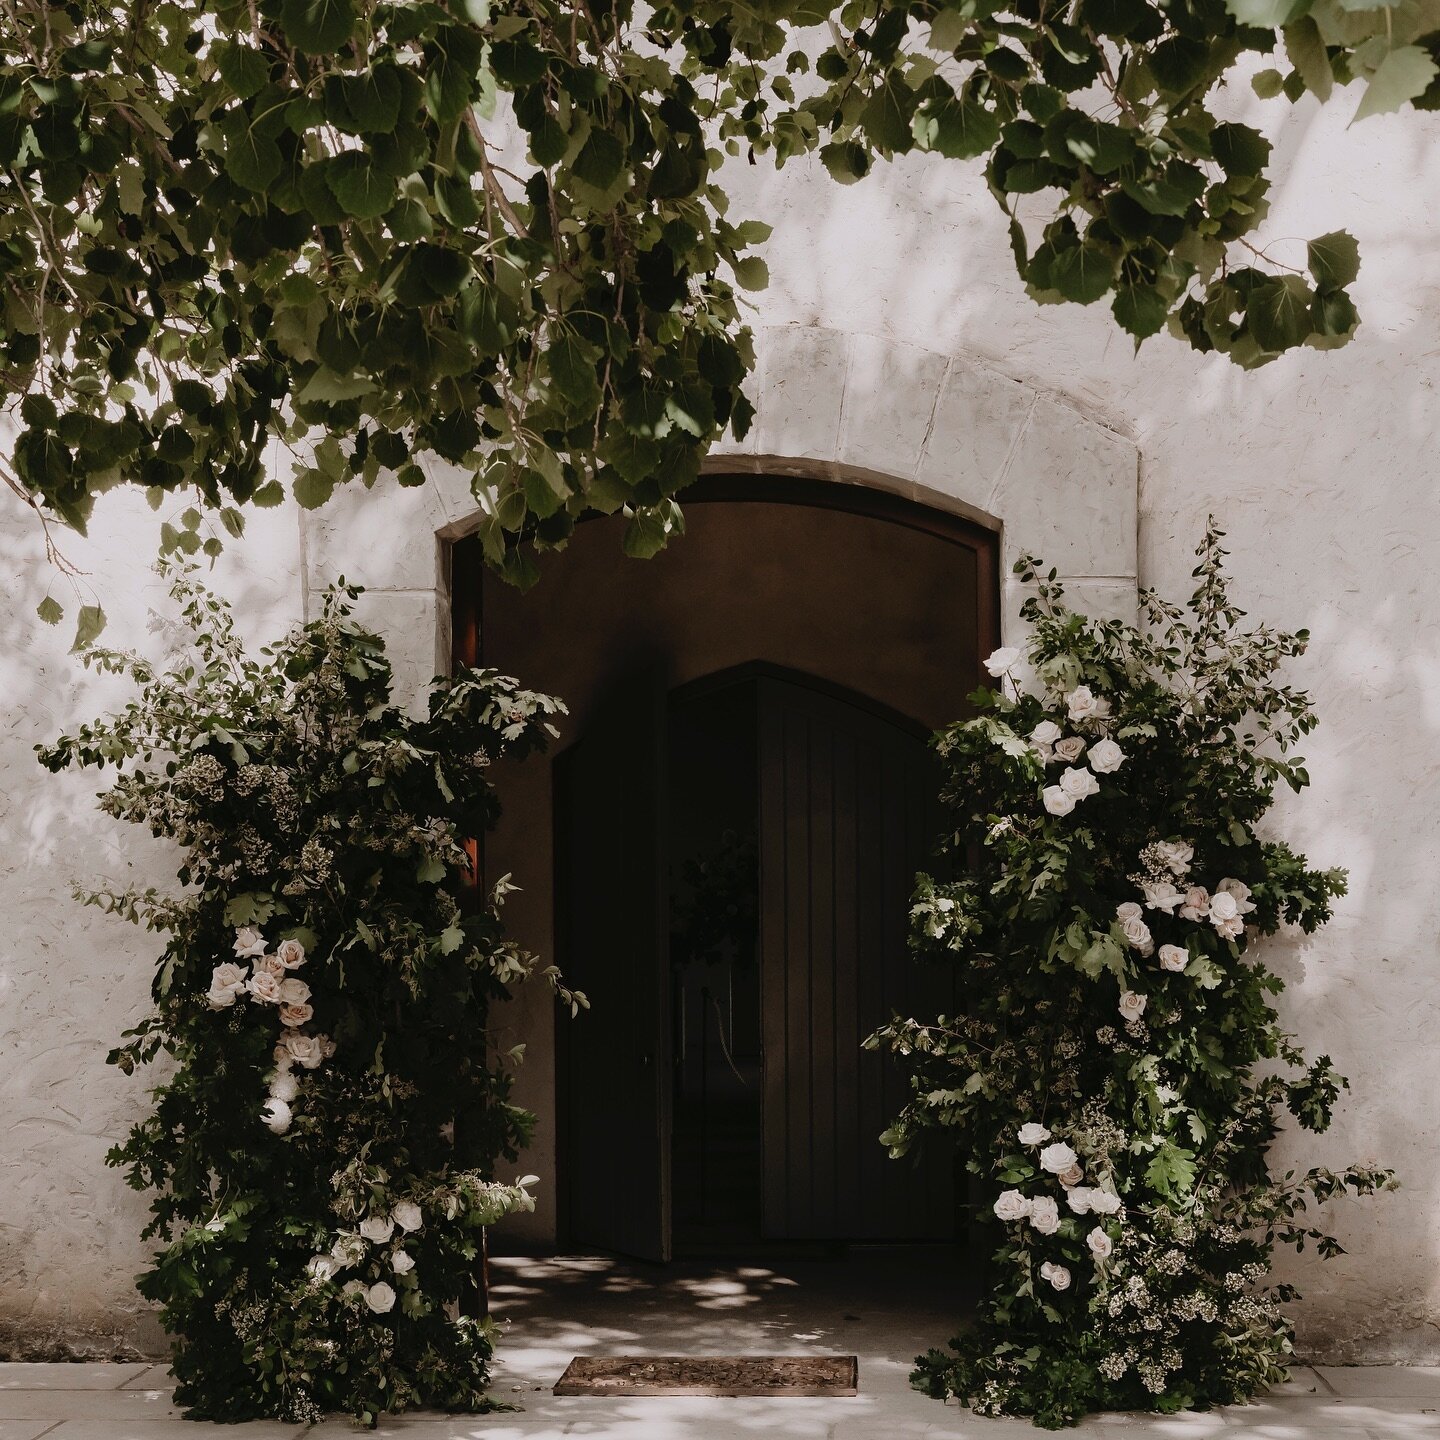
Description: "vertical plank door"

(758, 675), (956, 1241)
(554, 670), (672, 1261)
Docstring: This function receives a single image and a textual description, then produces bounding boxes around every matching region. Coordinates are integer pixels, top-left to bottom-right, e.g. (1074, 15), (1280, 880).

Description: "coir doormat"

(553, 1354), (859, 1397)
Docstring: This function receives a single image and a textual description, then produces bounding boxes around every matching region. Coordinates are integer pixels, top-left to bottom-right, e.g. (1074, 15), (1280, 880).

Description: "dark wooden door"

(555, 671), (671, 1261)
(757, 675), (956, 1241)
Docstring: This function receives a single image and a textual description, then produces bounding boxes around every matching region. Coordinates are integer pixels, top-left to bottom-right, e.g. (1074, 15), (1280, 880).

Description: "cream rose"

(1118, 990), (1148, 1022)
(247, 972), (283, 1005)
(279, 1002), (314, 1028)
(391, 1200), (423, 1234)
(1088, 737), (1125, 773)
(1158, 944), (1188, 973)
(306, 1254), (340, 1283)
(1029, 1196), (1061, 1235)
(1155, 840), (1194, 875)
(1017, 1122), (1052, 1147)
(1213, 914), (1244, 940)
(1042, 785), (1077, 817)
(993, 1189), (1032, 1222)
(1087, 1227), (1114, 1260)
(1116, 901), (1143, 923)
(1216, 877), (1256, 914)
(1030, 720), (1062, 749)
(1142, 880), (1183, 913)
(1208, 891), (1240, 923)
(207, 962), (247, 1009)
(269, 1071), (300, 1104)
(391, 1250), (416, 1276)
(1118, 913), (1153, 955)
(1088, 1189), (1122, 1216)
(278, 977), (311, 1006)
(984, 646), (1022, 676)
(1066, 1186), (1095, 1215)
(233, 926), (267, 959)
(1053, 735), (1086, 764)
(1057, 1162), (1084, 1187)
(280, 1032), (326, 1070)
(1039, 1261), (1072, 1292)
(254, 953), (287, 979)
(1058, 766), (1099, 800)
(360, 1215), (396, 1245)
(1039, 1142), (1079, 1174)
(331, 1232), (366, 1268)
(1066, 687), (1112, 725)
(1179, 886), (1210, 921)
(276, 938), (307, 969)
(261, 1097), (292, 1134)
(364, 1282), (397, 1315)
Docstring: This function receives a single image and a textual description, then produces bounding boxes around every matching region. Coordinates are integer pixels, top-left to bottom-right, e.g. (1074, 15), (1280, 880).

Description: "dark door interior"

(559, 667), (957, 1258)
(554, 670), (671, 1262)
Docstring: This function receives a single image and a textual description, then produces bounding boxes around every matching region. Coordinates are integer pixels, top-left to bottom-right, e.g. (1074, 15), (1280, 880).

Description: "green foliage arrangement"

(2, 0), (1433, 640)
(870, 526), (1395, 1428)
(38, 569), (577, 1427)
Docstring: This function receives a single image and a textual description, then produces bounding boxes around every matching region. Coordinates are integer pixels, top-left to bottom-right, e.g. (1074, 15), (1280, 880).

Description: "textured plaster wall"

(1, 68), (1437, 1362)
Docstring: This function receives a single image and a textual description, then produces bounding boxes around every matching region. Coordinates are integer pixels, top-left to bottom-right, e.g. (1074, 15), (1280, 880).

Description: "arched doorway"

(451, 473), (1000, 1260)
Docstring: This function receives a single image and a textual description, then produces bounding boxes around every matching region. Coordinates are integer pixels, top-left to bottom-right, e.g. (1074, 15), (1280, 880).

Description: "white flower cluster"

(210, 927), (335, 1135)
(307, 1200), (425, 1315)
(993, 1122), (1124, 1293)
(1113, 844), (1258, 1005)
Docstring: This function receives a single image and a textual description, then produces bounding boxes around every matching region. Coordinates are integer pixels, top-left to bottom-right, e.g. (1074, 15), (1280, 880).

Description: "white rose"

(1066, 1186), (1095, 1215)
(364, 1281), (397, 1315)
(1178, 886), (1210, 921)
(306, 1254), (340, 1283)
(984, 646), (1023, 676)
(1214, 914), (1244, 940)
(1039, 1142), (1079, 1174)
(331, 1232), (366, 1268)
(1142, 880), (1183, 913)
(1158, 944), (1189, 973)
(254, 954), (287, 979)
(1116, 901), (1143, 924)
(1039, 1261), (1072, 1292)
(1157, 841), (1194, 875)
(1058, 766), (1099, 800)
(280, 1032), (326, 1070)
(1018, 1123), (1052, 1147)
(391, 1250), (416, 1276)
(1057, 1163), (1084, 1188)
(261, 1097), (292, 1134)
(391, 1200), (423, 1234)
(1042, 786), (1076, 817)
(1208, 891), (1240, 923)
(276, 938), (307, 969)
(1118, 990), (1148, 1022)
(207, 981), (239, 1010)
(1087, 1227), (1114, 1260)
(1216, 877), (1256, 914)
(207, 963), (247, 1009)
(1029, 1196), (1061, 1235)
(1030, 721), (1062, 748)
(1119, 914), (1153, 954)
(247, 972), (283, 1004)
(1066, 687), (1110, 724)
(342, 1280), (365, 1298)
(278, 977), (311, 1006)
(1053, 735), (1086, 763)
(269, 1071), (300, 1104)
(1088, 1189), (1122, 1216)
(1088, 738), (1125, 774)
(233, 926), (267, 959)
(279, 1002), (314, 1028)
(360, 1214), (396, 1245)
(993, 1189), (1032, 1222)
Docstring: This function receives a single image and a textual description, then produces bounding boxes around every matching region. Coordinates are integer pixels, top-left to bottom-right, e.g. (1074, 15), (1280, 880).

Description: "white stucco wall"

(2, 72), (1437, 1361)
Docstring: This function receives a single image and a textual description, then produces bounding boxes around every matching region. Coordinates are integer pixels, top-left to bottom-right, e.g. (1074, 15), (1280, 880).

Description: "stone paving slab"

(1317, 1364), (1440, 1397)
(0, 1364), (150, 1390)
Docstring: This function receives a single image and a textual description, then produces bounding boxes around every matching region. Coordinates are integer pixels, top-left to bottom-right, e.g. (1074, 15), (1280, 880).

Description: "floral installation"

(40, 568), (580, 1427)
(870, 526), (1394, 1428)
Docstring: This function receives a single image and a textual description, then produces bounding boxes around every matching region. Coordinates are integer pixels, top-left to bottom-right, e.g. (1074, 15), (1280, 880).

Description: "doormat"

(553, 1354), (858, 1397)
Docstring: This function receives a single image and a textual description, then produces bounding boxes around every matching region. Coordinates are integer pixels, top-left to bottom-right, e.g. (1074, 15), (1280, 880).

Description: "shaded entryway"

(452, 474), (999, 1260)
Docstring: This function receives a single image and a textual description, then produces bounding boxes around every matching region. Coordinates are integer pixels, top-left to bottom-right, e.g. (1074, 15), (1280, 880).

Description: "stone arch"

(298, 323), (1140, 707)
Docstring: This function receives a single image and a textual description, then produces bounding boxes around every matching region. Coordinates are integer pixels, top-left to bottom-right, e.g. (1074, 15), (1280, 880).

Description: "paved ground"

(3, 1252), (1437, 1438)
